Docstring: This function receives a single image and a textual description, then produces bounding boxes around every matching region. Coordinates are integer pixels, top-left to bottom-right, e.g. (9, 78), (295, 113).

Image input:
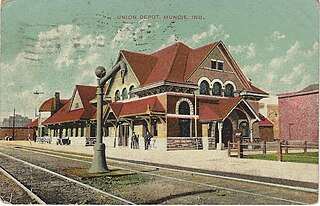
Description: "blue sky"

(0, 0), (319, 119)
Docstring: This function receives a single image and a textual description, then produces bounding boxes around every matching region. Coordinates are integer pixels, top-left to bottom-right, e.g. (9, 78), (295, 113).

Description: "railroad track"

(0, 152), (135, 205)
(0, 145), (317, 205)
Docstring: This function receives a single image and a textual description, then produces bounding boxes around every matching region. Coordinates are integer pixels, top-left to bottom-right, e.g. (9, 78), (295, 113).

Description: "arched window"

(200, 80), (210, 95)
(224, 84), (234, 97)
(212, 82), (222, 96)
(239, 121), (249, 137)
(179, 101), (190, 115)
(122, 88), (128, 100)
(178, 101), (191, 137)
(129, 85), (135, 98)
(115, 90), (121, 102)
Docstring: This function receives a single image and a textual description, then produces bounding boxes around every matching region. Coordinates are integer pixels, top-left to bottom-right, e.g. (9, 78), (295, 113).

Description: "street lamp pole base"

(88, 143), (109, 173)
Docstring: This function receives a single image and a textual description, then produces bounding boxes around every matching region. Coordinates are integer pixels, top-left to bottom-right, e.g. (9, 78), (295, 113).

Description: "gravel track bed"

(0, 146), (317, 205)
(0, 155), (125, 204)
(0, 172), (36, 204)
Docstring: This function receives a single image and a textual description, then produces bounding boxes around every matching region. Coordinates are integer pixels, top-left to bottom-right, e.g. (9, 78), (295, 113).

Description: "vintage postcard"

(0, 0), (318, 205)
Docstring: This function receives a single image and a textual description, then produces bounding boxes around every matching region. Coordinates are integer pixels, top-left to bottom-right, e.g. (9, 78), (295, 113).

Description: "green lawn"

(242, 152), (319, 164)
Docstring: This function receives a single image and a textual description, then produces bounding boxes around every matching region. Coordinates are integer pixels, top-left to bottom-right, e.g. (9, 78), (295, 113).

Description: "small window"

(224, 84), (234, 97)
(75, 102), (80, 108)
(129, 85), (135, 98)
(211, 60), (217, 69)
(151, 119), (158, 137)
(212, 82), (222, 96)
(200, 80), (210, 95)
(122, 88), (128, 100)
(218, 62), (224, 70)
(115, 90), (121, 102)
(211, 59), (224, 70)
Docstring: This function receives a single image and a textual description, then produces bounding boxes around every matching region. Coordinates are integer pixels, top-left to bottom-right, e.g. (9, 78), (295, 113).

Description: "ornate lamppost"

(88, 61), (126, 173)
(89, 66), (109, 173)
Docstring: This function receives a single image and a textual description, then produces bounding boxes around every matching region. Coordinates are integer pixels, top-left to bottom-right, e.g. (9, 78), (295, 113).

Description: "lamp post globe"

(95, 66), (106, 79)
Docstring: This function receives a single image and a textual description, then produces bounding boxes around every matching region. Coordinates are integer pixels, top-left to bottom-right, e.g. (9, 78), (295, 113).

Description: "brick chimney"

(52, 92), (60, 114)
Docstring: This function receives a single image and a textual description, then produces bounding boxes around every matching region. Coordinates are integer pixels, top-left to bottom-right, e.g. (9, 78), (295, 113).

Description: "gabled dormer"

(69, 90), (84, 111)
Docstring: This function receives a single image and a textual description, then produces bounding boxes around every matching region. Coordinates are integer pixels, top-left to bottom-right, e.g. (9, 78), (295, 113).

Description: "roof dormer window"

(211, 59), (224, 70)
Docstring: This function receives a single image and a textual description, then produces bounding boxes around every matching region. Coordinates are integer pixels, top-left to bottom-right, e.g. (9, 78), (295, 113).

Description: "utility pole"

(12, 108), (15, 140)
(33, 91), (44, 137)
(33, 91), (44, 117)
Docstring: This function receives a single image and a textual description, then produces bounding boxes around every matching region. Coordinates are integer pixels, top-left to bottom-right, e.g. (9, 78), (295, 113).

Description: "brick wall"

(278, 91), (319, 141)
(259, 126), (274, 142)
(0, 127), (35, 140)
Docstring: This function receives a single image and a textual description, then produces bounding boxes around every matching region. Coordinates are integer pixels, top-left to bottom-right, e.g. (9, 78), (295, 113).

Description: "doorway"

(118, 125), (129, 146)
(222, 118), (233, 146)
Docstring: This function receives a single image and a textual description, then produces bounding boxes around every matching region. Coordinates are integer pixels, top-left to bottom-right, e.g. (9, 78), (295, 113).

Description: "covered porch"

(199, 97), (260, 150)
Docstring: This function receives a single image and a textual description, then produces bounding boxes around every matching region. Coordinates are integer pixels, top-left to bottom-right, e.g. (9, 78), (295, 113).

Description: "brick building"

(0, 127), (35, 140)
(100, 41), (268, 150)
(35, 41), (270, 150)
(259, 96), (279, 140)
(278, 84), (319, 142)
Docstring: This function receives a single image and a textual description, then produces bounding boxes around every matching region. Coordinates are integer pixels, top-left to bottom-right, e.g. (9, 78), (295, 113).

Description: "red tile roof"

(198, 97), (243, 122)
(109, 96), (165, 118)
(121, 41), (264, 94)
(39, 98), (68, 112)
(43, 85), (97, 125)
(26, 118), (39, 128)
(249, 84), (268, 95)
(185, 42), (219, 80)
(258, 113), (274, 127)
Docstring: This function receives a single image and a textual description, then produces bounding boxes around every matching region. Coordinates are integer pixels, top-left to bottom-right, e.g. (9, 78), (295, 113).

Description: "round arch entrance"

(222, 118), (233, 146)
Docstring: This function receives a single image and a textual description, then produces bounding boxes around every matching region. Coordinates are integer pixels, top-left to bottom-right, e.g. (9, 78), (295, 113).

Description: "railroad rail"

(0, 152), (135, 205)
(0, 144), (316, 205)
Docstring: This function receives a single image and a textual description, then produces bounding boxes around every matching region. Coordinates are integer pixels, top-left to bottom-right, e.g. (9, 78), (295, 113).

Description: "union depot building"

(28, 41), (271, 150)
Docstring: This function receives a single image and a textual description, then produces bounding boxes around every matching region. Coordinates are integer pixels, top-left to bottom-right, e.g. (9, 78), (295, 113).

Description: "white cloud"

(159, 34), (178, 49)
(269, 41), (300, 69)
(266, 72), (275, 84)
(286, 41), (300, 55)
(266, 45), (274, 52)
(228, 43), (255, 58)
(305, 41), (319, 58)
(242, 63), (263, 75)
(280, 63), (304, 84)
(183, 24), (229, 47)
(110, 24), (135, 49)
(33, 25), (109, 69)
(272, 31), (286, 40)
(191, 32), (207, 44)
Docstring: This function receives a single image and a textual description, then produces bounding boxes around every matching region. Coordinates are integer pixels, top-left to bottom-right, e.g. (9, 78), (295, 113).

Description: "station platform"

(0, 140), (318, 185)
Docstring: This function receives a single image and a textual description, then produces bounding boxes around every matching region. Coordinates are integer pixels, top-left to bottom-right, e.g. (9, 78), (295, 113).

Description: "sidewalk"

(1, 140), (318, 184)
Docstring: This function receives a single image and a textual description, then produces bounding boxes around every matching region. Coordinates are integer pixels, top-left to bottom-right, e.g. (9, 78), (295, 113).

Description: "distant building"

(2, 114), (32, 127)
(258, 113), (274, 142)
(36, 92), (68, 137)
(259, 96), (279, 139)
(278, 84), (319, 142)
(0, 127), (35, 141)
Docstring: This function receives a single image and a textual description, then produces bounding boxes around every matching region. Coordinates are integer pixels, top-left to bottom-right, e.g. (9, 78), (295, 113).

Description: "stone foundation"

(167, 137), (203, 151)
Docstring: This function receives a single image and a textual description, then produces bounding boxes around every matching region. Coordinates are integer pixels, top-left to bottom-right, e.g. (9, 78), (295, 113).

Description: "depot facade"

(103, 41), (268, 150)
(39, 41), (269, 150)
